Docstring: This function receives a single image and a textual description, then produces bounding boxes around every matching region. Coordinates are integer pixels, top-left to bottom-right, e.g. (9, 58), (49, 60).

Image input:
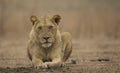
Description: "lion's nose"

(43, 37), (50, 40)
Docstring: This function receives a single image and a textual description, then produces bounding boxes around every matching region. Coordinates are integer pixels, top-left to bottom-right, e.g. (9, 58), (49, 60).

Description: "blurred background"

(1, 0), (120, 71)
(0, 0), (120, 39)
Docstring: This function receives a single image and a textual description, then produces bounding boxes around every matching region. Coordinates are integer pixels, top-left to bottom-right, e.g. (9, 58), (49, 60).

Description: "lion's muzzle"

(41, 37), (52, 48)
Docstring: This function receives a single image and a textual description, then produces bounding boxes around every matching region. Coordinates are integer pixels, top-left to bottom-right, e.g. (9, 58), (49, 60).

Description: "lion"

(27, 15), (72, 69)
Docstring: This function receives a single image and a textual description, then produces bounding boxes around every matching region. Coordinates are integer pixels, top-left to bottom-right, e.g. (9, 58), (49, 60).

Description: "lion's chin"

(42, 43), (52, 48)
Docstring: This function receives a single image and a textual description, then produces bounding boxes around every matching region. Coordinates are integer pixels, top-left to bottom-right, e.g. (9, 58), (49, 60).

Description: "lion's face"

(35, 19), (57, 48)
(30, 15), (61, 48)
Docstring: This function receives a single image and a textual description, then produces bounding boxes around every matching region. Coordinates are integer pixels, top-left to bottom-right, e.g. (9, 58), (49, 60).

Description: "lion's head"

(30, 15), (61, 48)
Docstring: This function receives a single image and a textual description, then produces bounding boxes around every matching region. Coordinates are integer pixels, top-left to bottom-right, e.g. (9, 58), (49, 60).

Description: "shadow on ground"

(0, 66), (72, 73)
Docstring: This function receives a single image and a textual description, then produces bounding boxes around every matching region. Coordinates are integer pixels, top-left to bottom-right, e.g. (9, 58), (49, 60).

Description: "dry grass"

(0, 0), (120, 37)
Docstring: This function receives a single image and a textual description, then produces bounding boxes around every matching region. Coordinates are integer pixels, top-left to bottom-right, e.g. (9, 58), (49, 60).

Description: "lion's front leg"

(32, 56), (48, 69)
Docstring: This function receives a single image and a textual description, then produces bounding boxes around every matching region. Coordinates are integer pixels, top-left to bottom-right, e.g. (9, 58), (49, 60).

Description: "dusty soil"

(0, 37), (120, 73)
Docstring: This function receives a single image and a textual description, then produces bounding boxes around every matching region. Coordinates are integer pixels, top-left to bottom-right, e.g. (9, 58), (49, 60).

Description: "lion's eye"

(38, 26), (42, 30)
(49, 26), (53, 29)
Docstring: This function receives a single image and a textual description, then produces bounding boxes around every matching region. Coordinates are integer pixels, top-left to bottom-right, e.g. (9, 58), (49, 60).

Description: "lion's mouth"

(42, 41), (52, 48)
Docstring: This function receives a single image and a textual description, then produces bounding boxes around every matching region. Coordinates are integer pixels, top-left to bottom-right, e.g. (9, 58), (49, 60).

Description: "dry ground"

(0, 36), (120, 73)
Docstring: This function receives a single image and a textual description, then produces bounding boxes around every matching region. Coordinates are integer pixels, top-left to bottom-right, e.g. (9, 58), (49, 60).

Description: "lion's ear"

(52, 15), (61, 25)
(30, 15), (38, 25)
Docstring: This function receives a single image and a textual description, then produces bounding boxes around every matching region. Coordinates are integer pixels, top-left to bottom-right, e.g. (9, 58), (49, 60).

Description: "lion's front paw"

(35, 63), (48, 69)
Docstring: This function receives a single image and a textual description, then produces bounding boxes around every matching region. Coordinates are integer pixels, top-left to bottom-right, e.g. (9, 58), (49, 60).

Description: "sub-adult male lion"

(27, 15), (72, 69)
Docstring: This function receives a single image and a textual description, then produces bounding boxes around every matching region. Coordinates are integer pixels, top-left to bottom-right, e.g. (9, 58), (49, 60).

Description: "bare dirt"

(0, 37), (120, 73)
